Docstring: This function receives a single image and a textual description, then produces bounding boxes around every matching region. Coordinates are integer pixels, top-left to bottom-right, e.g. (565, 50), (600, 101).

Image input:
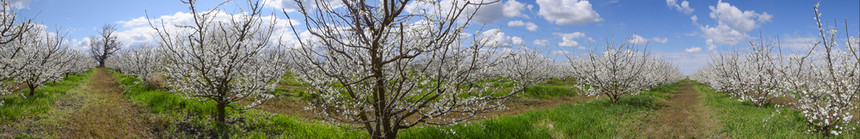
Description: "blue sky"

(13, 0), (860, 75)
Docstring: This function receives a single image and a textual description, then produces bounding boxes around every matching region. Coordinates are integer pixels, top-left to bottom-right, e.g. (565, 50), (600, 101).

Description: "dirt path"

(638, 81), (722, 138)
(62, 68), (153, 138)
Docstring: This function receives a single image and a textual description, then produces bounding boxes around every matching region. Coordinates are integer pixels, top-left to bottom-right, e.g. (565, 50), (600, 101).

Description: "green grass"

(399, 82), (681, 138)
(520, 85), (579, 99)
(0, 70), (93, 124)
(399, 95), (659, 138)
(108, 69), (364, 138)
(691, 81), (859, 138)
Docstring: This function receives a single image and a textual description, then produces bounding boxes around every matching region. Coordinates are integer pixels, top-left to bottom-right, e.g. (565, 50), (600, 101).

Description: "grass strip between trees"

(692, 81), (859, 138)
(108, 69), (366, 138)
(0, 69), (92, 124)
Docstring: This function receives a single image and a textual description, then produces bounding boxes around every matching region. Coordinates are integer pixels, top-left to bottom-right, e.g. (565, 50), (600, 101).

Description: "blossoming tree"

(285, 0), (527, 138)
(148, 0), (288, 137)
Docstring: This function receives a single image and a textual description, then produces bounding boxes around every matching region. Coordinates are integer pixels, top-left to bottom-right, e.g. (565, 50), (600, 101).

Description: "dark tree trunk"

(383, 129), (398, 139)
(27, 82), (36, 97)
(216, 101), (228, 139)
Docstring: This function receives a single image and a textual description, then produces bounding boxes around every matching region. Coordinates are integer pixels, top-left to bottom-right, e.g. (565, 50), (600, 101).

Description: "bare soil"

(638, 81), (723, 138)
(62, 68), (154, 138)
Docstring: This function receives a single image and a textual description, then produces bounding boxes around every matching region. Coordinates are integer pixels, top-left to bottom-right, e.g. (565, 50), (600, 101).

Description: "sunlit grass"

(109, 69), (365, 138)
(691, 81), (859, 138)
(0, 70), (92, 124)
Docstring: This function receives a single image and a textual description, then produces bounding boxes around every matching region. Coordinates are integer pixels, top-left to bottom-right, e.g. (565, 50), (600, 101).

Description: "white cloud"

(8, 0), (33, 9)
(406, 0), (529, 24)
(114, 11), (299, 47)
(701, 23), (747, 46)
(696, 0), (771, 51)
(758, 12), (773, 23)
(708, 0), (772, 32)
(472, 0), (530, 24)
(479, 29), (519, 47)
(690, 15), (698, 23)
(551, 50), (570, 55)
(502, 0), (529, 18)
(537, 0), (601, 25)
(507, 20), (538, 31)
(511, 36), (523, 45)
(706, 39), (717, 51)
(666, 0), (694, 14)
(586, 37), (596, 43)
(68, 37), (92, 51)
(533, 39), (549, 47)
(263, 0), (343, 12)
(628, 34), (648, 45)
(652, 37), (668, 43)
(684, 47), (702, 53)
(554, 32), (586, 47)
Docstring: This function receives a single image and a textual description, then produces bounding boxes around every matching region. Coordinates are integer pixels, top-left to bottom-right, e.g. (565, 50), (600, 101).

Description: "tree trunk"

(28, 83), (36, 97)
(216, 101), (228, 139)
(608, 93), (618, 103)
(383, 129), (398, 139)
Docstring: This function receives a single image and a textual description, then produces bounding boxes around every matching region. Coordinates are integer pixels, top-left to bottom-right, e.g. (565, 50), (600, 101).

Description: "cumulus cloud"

(684, 47), (702, 53)
(511, 36), (523, 45)
(628, 34), (648, 45)
(553, 32), (586, 47)
(652, 37), (669, 43)
(533, 39), (549, 47)
(708, 0), (771, 32)
(701, 22), (747, 46)
(406, 0), (530, 24)
(537, 0), (601, 25)
(115, 11), (299, 47)
(507, 20), (538, 31)
(706, 39), (717, 51)
(67, 37), (92, 51)
(666, 0), (694, 14)
(479, 29), (520, 47)
(696, 0), (771, 51)
(690, 15), (698, 23)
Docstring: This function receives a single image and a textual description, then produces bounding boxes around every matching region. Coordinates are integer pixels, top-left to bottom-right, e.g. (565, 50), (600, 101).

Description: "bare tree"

(285, 0), (527, 138)
(89, 24), (121, 67)
(149, 0), (287, 137)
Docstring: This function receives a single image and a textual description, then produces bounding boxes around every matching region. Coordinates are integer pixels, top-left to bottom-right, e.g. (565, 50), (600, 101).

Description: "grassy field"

(398, 81), (678, 138)
(0, 70), (92, 138)
(692, 81), (859, 138)
(0, 70), (92, 124)
(3, 70), (859, 138)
